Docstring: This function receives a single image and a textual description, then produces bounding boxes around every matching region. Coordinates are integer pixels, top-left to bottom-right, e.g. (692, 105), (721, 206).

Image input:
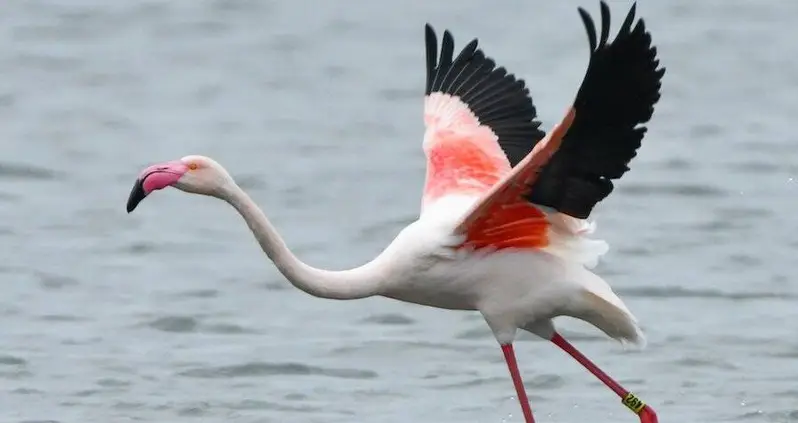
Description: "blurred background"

(1, 0), (796, 422)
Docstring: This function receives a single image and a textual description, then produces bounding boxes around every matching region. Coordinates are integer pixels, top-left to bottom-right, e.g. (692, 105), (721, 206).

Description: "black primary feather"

(526, 2), (666, 219)
(424, 24), (545, 163)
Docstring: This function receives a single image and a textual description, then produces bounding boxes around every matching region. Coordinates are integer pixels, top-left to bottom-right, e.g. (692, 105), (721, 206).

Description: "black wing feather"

(424, 24), (545, 162)
(526, 2), (666, 219)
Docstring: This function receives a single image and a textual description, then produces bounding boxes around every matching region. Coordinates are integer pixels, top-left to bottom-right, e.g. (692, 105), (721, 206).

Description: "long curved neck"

(220, 183), (386, 300)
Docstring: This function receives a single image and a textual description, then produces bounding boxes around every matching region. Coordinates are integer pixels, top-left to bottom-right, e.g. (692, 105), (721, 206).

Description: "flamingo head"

(126, 155), (232, 213)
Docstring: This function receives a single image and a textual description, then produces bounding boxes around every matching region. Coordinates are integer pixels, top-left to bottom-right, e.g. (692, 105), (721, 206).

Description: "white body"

(361, 195), (643, 346)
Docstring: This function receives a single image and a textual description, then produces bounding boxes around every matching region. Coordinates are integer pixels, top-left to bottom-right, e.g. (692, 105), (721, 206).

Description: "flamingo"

(125, 2), (664, 422)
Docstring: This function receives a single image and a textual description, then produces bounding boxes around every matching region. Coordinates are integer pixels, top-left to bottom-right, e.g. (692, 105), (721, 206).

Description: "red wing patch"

(460, 202), (549, 251)
(451, 109), (576, 252)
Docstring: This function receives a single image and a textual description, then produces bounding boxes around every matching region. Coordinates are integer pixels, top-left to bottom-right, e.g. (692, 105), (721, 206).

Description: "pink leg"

(551, 332), (659, 423)
(501, 343), (536, 423)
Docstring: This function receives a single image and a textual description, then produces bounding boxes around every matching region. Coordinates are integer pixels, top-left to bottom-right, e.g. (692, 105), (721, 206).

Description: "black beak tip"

(126, 179), (146, 213)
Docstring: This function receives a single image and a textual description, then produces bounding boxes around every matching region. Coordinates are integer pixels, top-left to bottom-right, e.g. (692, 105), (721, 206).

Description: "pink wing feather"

(421, 92), (510, 211)
(419, 25), (553, 250)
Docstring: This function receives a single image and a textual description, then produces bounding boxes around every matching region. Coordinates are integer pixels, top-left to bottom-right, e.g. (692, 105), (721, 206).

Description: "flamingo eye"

(187, 163), (199, 170)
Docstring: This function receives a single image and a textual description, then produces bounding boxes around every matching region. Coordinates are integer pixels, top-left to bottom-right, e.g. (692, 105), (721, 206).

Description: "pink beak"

(126, 161), (188, 213)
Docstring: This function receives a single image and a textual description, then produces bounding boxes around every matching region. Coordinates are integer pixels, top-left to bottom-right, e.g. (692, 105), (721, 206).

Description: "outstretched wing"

(455, 1), (665, 251)
(420, 24), (545, 216)
(526, 2), (665, 219)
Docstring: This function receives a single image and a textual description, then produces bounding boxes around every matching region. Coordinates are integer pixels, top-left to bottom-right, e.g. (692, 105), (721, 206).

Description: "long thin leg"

(501, 343), (536, 423)
(551, 332), (659, 423)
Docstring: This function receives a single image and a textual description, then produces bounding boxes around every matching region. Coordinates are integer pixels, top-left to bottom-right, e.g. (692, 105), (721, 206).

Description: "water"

(1, 0), (797, 421)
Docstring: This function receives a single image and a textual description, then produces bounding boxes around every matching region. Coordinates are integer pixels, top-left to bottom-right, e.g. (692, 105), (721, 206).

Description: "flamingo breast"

(379, 215), (580, 321)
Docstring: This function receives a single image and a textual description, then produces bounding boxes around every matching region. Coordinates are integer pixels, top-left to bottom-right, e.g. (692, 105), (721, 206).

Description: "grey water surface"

(1, 0), (797, 422)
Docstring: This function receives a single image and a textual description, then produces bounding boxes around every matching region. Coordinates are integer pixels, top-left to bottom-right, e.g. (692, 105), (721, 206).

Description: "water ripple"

(329, 340), (475, 356)
(736, 410), (798, 422)
(0, 354), (27, 365)
(432, 376), (507, 390)
(671, 356), (738, 370)
(689, 123), (724, 138)
(96, 377), (131, 388)
(38, 314), (86, 322)
(36, 271), (79, 290)
(759, 346), (798, 358)
(618, 286), (797, 301)
(617, 183), (728, 198)
(177, 362), (378, 380)
(455, 325), (493, 340)
(228, 398), (324, 412)
(147, 316), (199, 333)
(11, 387), (43, 395)
(0, 161), (58, 180)
(202, 322), (256, 334)
(0, 192), (21, 203)
(144, 313), (255, 334)
(359, 313), (415, 325)
(168, 288), (220, 299)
